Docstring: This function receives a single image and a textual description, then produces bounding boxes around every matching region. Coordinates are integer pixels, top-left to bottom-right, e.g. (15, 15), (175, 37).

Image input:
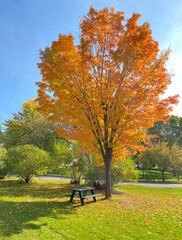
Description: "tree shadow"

(0, 179), (105, 237)
(0, 180), (84, 237)
(0, 199), (77, 237)
(0, 179), (105, 199)
(0, 179), (72, 199)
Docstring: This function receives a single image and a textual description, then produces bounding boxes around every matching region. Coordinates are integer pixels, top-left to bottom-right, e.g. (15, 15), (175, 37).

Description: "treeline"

(0, 99), (137, 186)
(136, 116), (182, 181)
(1, 99), (182, 184)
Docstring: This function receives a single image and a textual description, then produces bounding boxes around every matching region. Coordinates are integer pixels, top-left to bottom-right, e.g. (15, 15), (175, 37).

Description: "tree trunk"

(105, 160), (111, 198)
(161, 170), (165, 182)
(137, 163), (140, 170)
(177, 171), (180, 181)
(105, 149), (112, 199)
(173, 168), (176, 177)
(25, 176), (31, 183)
(149, 170), (155, 182)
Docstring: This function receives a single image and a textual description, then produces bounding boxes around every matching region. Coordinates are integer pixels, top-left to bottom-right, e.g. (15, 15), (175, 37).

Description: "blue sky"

(0, 0), (182, 126)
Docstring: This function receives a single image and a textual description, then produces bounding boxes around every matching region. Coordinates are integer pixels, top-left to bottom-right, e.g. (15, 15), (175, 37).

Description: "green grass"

(0, 178), (181, 240)
(137, 169), (182, 182)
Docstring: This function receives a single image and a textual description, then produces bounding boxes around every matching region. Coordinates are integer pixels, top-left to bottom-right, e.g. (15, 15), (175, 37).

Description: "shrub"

(85, 157), (138, 188)
(111, 158), (138, 185)
(6, 144), (52, 183)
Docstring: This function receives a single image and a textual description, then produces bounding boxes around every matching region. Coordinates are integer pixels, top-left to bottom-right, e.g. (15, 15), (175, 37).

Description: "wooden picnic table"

(67, 187), (101, 205)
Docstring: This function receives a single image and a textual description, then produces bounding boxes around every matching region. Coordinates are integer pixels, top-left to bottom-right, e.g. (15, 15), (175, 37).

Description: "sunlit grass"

(137, 169), (182, 182)
(0, 178), (181, 239)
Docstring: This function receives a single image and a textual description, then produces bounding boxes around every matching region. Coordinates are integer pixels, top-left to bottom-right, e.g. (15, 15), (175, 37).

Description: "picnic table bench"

(65, 187), (101, 205)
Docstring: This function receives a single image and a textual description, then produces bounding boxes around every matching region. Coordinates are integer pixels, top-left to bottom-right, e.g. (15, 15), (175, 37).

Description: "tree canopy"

(0, 147), (7, 179)
(147, 115), (182, 148)
(3, 99), (59, 152)
(6, 144), (52, 183)
(0, 123), (3, 144)
(170, 144), (182, 181)
(138, 142), (171, 182)
(36, 7), (178, 197)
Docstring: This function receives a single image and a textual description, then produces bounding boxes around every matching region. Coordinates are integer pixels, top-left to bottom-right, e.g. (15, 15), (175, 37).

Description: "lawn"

(0, 179), (181, 240)
(137, 169), (182, 182)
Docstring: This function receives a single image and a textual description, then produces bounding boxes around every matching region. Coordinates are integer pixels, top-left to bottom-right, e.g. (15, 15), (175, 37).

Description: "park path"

(35, 175), (182, 188)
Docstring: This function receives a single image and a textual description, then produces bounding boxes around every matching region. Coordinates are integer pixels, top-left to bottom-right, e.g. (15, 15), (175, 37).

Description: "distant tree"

(36, 6), (178, 198)
(170, 144), (182, 181)
(0, 123), (3, 144)
(150, 143), (171, 182)
(177, 118), (182, 148)
(147, 116), (182, 177)
(3, 99), (59, 152)
(137, 149), (156, 181)
(50, 140), (72, 166)
(59, 141), (87, 184)
(6, 145), (52, 183)
(84, 153), (100, 186)
(147, 116), (181, 149)
(0, 147), (7, 179)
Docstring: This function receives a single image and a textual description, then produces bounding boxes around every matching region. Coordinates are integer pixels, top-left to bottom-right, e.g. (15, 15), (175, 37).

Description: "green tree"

(0, 147), (7, 179)
(170, 144), (182, 181)
(111, 158), (138, 186)
(60, 141), (87, 184)
(147, 116), (181, 149)
(177, 118), (182, 148)
(0, 122), (3, 144)
(138, 149), (156, 181)
(51, 140), (72, 166)
(147, 116), (182, 177)
(6, 145), (52, 183)
(151, 143), (170, 182)
(3, 99), (59, 152)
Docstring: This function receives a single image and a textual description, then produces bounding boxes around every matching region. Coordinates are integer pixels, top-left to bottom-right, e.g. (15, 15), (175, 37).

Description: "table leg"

(69, 190), (76, 203)
(83, 190), (88, 196)
(79, 191), (85, 205)
(91, 189), (97, 202)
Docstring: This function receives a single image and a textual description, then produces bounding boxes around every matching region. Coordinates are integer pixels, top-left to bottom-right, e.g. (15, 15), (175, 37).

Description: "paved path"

(119, 182), (182, 188)
(35, 175), (182, 188)
(35, 175), (72, 182)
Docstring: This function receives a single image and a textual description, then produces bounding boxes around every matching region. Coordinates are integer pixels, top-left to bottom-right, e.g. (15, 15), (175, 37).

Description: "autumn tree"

(36, 7), (178, 198)
(0, 146), (7, 179)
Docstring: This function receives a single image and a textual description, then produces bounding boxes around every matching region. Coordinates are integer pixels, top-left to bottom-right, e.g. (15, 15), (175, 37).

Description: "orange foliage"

(36, 7), (179, 164)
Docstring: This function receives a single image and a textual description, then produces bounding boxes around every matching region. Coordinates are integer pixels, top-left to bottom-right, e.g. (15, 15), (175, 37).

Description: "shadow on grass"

(0, 179), (106, 237)
(0, 179), (73, 199)
(0, 199), (78, 237)
(0, 179), (105, 199)
(0, 180), (79, 237)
